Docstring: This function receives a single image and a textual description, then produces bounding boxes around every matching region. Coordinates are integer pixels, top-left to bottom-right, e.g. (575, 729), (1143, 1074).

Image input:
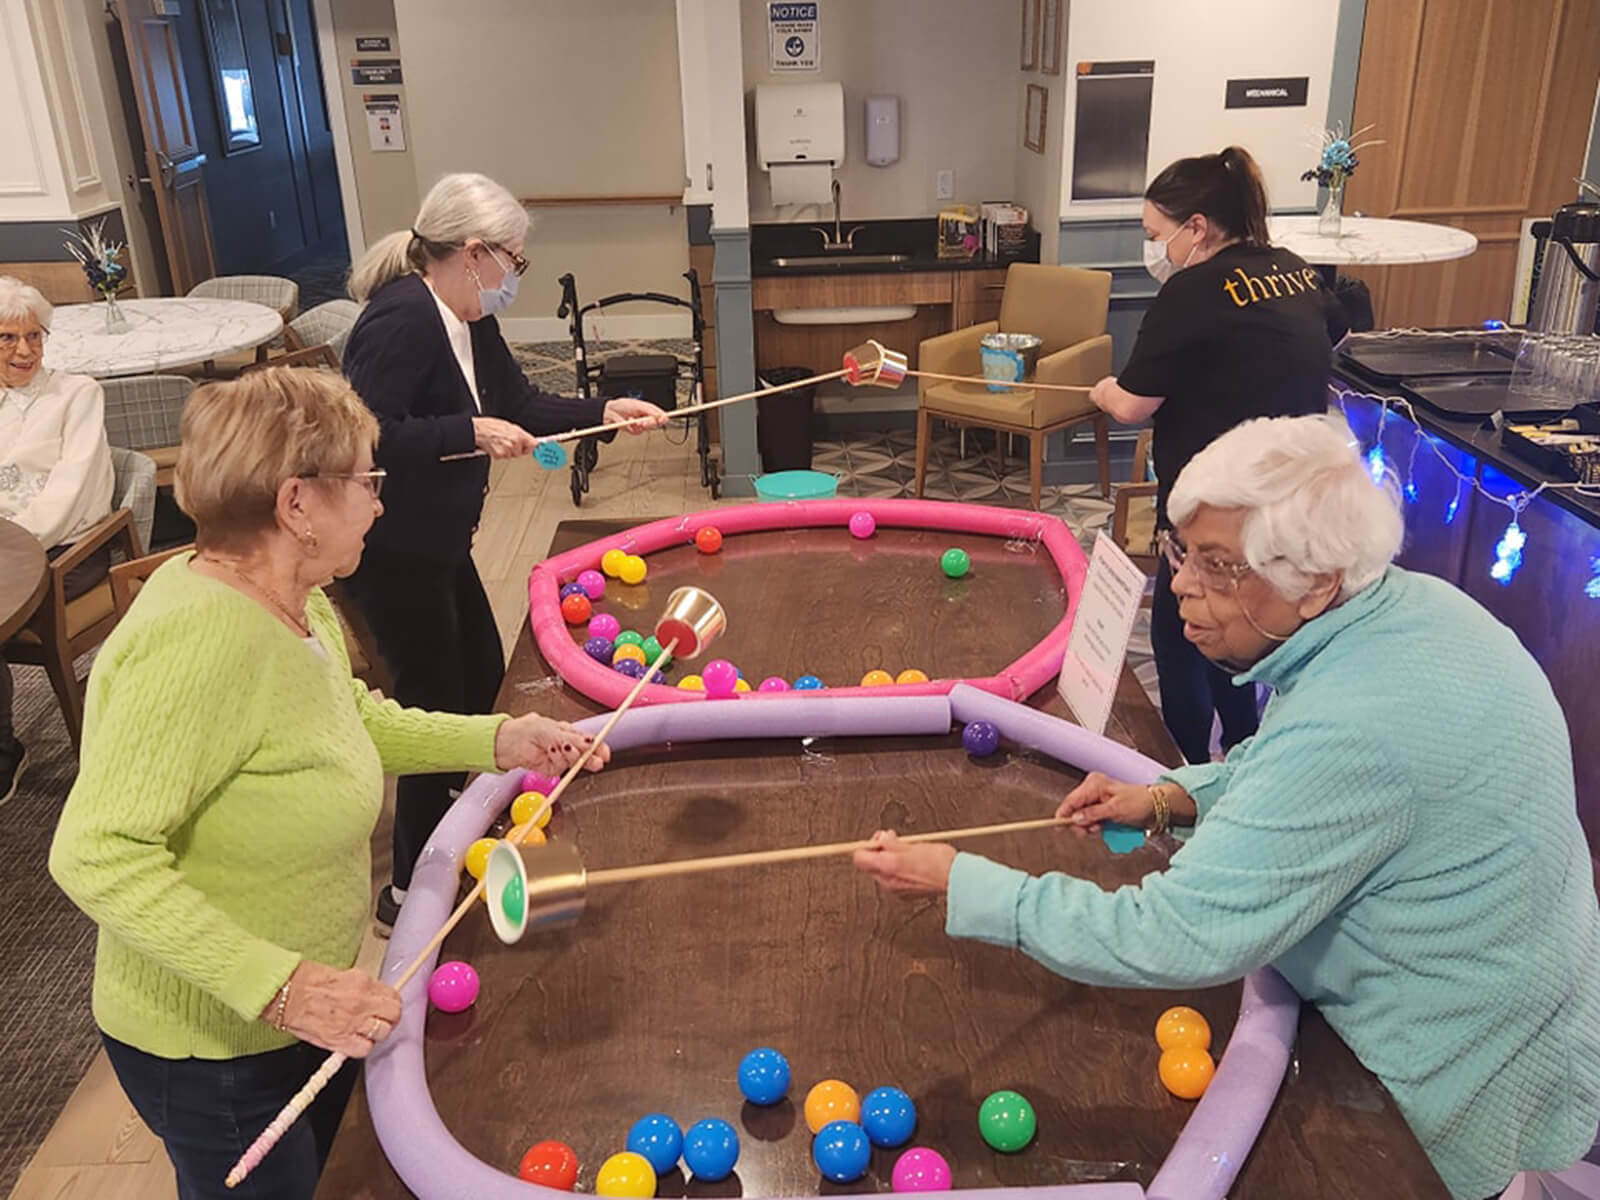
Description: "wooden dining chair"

(240, 343), (340, 373)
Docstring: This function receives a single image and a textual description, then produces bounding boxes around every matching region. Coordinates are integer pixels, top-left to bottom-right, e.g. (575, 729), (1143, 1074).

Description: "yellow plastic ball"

(678, 674), (705, 691)
(618, 555), (648, 585)
(510, 791), (554, 829)
(733, 678), (751, 692)
(464, 837), (498, 881)
(804, 1079), (861, 1133)
(896, 668), (930, 684)
(1155, 1006), (1212, 1052)
(1158, 1046), (1215, 1100)
(860, 669), (894, 687)
(595, 1151), (656, 1198)
(612, 643), (647, 666)
(600, 549), (627, 578)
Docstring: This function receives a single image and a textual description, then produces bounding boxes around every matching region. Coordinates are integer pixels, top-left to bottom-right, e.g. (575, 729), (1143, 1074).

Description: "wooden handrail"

(519, 194), (682, 209)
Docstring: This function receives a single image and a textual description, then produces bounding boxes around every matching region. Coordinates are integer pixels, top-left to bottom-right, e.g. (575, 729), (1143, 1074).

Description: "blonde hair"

(347, 172), (529, 302)
(175, 367), (379, 552)
(0, 275), (53, 329)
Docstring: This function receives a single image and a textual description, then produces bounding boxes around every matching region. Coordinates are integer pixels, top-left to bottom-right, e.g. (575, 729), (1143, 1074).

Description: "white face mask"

(1143, 224), (1196, 285)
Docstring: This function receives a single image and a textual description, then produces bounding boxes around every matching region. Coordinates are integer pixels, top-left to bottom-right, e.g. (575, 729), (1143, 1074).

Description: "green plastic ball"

(978, 1089), (1036, 1153)
(641, 636), (669, 666)
(501, 871), (525, 924)
(615, 630), (645, 648)
(940, 547), (971, 579)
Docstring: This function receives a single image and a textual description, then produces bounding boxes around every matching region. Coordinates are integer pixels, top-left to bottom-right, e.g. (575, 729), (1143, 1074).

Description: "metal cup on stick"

(843, 339), (909, 388)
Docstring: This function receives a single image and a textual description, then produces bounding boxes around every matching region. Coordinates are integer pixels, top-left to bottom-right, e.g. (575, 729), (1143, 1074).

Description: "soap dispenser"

(865, 95), (899, 167)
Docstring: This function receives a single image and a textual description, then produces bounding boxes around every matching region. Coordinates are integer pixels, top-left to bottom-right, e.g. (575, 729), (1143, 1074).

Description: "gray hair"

(1167, 413), (1404, 601)
(347, 172), (529, 302)
(0, 276), (53, 329)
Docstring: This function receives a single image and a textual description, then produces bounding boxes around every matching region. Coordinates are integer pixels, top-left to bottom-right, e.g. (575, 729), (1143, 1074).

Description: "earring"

(301, 528), (319, 552)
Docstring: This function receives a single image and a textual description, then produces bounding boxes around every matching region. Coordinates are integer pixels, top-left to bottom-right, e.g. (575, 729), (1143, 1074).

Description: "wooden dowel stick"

(590, 816), (1068, 887)
(906, 368), (1093, 395)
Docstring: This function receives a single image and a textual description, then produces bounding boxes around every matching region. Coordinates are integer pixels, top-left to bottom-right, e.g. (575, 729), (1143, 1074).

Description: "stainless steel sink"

(768, 253), (910, 268)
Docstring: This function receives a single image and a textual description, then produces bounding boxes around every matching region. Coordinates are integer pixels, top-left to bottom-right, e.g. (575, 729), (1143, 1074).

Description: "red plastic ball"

(519, 1140), (579, 1190)
(560, 593), (592, 625)
(695, 526), (723, 554)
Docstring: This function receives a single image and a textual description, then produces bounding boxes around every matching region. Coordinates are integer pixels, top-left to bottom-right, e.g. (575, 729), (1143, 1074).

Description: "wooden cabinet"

(954, 268), (1009, 328)
(750, 270), (965, 376)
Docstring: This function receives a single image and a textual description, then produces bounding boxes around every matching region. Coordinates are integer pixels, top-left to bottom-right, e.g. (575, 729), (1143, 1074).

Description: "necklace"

(197, 554), (312, 637)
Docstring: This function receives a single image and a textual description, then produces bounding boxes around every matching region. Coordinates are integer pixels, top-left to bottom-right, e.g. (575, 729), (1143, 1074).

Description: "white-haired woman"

(0, 275), (113, 800)
(855, 414), (1600, 1200)
(342, 173), (666, 929)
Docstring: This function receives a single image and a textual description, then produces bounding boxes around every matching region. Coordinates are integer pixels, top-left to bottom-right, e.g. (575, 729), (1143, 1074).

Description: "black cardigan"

(342, 273), (606, 560)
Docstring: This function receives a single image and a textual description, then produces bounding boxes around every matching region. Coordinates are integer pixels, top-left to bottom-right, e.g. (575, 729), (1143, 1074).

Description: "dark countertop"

(750, 216), (1039, 277)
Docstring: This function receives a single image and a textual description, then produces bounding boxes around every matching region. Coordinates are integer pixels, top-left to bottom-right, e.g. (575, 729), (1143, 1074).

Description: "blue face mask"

(475, 247), (520, 317)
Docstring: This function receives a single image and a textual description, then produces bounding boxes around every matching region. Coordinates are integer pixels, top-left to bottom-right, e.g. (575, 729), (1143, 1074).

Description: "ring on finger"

(365, 1016), (383, 1040)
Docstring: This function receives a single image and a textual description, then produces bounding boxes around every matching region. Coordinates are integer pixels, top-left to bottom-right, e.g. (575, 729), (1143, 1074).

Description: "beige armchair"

(915, 263), (1113, 510)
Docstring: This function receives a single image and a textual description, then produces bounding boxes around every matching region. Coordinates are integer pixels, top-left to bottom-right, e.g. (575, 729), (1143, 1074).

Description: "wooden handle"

(588, 815), (1068, 887)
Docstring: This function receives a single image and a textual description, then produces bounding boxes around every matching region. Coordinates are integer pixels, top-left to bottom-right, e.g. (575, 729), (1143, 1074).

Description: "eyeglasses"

(489, 244), (529, 277)
(1159, 529), (1255, 592)
(301, 468), (386, 498)
(0, 330), (48, 351)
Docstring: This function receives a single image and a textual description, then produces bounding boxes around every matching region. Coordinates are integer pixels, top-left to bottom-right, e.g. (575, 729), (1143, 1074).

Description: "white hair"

(1167, 413), (1403, 601)
(347, 172), (530, 302)
(0, 276), (53, 329)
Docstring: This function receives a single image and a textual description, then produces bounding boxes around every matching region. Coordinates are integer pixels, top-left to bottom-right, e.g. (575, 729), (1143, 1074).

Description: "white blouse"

(424, 278), (480, 411)
(0, 369), (115, 548)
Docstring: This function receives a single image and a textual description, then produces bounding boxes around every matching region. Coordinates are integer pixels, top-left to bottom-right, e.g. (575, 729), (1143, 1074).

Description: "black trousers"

(342, 547), (504, 890)
(1149, 558), (1259, 765)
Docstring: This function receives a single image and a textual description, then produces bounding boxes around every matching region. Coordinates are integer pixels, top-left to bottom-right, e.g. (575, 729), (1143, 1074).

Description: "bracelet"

(1147, 784), (1171, 837)
(266, 978), (292, 1031)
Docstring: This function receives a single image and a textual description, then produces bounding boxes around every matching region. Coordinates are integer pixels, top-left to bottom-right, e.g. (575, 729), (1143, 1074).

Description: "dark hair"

(1145, 146), (1270, 245)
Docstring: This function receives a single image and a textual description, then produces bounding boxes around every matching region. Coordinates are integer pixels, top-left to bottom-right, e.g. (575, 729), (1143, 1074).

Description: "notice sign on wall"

(351, 58), (403, 86)
(364, 95), (405, 152)
(770, 2), (819, 72)
(1224, 76), (1309, 108)
(1057, 533), (1149, 736)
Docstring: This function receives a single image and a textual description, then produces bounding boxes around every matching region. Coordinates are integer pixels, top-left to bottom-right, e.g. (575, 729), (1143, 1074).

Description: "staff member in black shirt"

(1088, 146), (1346, 764)
(343, 172), (665, 929)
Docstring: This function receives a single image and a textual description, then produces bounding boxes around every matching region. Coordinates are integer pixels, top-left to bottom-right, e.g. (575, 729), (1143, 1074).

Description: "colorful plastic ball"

(738, 1047), (791, 1105)
(695, 526), (723, 554)
(804, 1079), (861, 1133)
(595, 1151), (656, 1198)
(601, 548), (628, 578)
(626, 1113), (684, 1174)
(1155, 1006), (1212, 1052)
(559, 581), (588, 601)
(793, 674), (824, 691)
(977, 1089), (1036, 1152)
(702, 659), (739, 697)
(589, 613), (621, 641)
(861, 1086), (917, 1148)
(584, 636), (615, 664)
(614, 659), (647, 680)
(576, 569), (606, 600)
(733, 678), (751, 692)
(510, 791), (553, 829)
(963, 719), (1000, 757)
(1159, 1046), (1216, 1100)
(519, 1140), (579, 1190)
(511, 825), (547, 847)
(848, 511), (876, 539)
(682, 1117), (740, 1182)
(521, 771), (559, 796)
(940, 547), (971, 578)
(464, 837), (498, 882)
(812, 1120), (871, 1184)
(758, 676), (790, 693)
(896, 668), (929, 684)
(860, 669), (894, 687)
(560, 593), (592, 625)
(427, 961), (479, 1013)
(615, 630), (645, 648)
(641, 635), (668, 664)
(678, 674), (706, 691)
(613, 642), (648, 666)
(891, 1147), (952, 1193)
(619, 555), (648, 585)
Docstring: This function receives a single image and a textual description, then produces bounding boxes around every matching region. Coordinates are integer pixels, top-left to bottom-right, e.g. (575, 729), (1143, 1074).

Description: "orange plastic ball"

(519, 1139), (579, 1190)
(804, 1079), (861, 1133)
(612, 643), (647, 666)
(895, 668), (930, 684)
(860, 669), (894, 687)
(560, 593), (592, 624)
(1158, 1046), (1215, 1100)
(695, 526), (723, 554)
(601, 549), (627, 578)
(1155, 1006), (1212, 1052)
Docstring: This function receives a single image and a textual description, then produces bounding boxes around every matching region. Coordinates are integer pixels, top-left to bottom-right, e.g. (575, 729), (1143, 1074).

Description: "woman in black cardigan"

(342, 172), (664, 929)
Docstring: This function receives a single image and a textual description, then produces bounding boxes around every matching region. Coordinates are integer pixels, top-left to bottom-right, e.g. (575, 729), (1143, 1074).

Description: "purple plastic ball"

(559, 581), (587, 601)
(614, 659), (647, 679)
(427, 960), (479, 1013)
(962, 719), (1000, 757)
(576, 569), (606, 601)
(757, 676), (790, 693)
(584, 637), (614, 664)
(702, 658), (739, 696)
(848, 511), (876, 539)
(891, 1148), (952, 1193)
(588, 613), (621, 641)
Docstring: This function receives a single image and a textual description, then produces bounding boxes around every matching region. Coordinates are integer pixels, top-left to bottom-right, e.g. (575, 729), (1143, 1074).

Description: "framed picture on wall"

(1040, 0), (1063, 75)
(200, 0), (261, 154)
(1020, 0), (1040, 71)
(1024, 83), (1049, 154)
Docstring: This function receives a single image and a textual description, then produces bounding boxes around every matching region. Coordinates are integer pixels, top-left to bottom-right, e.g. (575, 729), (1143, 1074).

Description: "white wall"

(1014, 71), (1067, 265)
(1058, 0), (1341, 221)
(740, 0), (1020, 223)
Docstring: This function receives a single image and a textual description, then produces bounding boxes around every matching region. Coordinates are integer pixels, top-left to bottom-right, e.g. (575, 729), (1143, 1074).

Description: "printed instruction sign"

(769, 2), (819, 72)
(363, 95), (405, 152)
(1058, 532), (1149, 736)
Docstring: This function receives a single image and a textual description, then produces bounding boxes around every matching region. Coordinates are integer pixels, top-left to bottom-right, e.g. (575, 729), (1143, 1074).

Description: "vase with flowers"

(62, 219), (130, 333)
(1302, 125), (1383, 237)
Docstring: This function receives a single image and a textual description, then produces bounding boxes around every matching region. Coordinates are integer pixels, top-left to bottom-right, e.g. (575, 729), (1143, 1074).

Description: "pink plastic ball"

(701, 659), (739, 697)
(757, 676), (790, 692)
(589, 613), (621, 641)
(848, 511), (876, 539)
(521, 770), (559, 795)
(427, 961), (479, 1013)
(892, 1148), (952, 1193)
(576, 569), (606, 601)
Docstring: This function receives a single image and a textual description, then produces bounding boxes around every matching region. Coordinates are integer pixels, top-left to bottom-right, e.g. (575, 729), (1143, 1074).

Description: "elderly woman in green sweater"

(855, 413), (1600, 1200)
(49, 367), (606, 1200)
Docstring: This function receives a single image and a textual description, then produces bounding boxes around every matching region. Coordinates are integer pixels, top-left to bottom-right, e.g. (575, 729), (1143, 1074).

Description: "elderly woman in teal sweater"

(49, 368), (607, 1200)
(856, 414), (1600, 1200)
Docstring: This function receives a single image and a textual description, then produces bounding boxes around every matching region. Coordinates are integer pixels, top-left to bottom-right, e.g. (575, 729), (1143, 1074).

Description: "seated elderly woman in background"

(855, 414), (1600, 1200)
(49, 367), (607, 1200)
(0, 275), (113, 804)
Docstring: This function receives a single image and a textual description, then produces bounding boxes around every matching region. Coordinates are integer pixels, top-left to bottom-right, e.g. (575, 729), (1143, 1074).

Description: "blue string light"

(1587, 558), (1600, 600)
(1490, 515), (1527, 586)
(1445, 477), (1463, 523)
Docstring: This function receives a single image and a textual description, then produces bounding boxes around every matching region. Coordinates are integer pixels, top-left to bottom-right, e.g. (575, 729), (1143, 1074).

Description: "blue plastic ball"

(584, 636), (614, 664)
(559, 582), (588, 601)
(626, 1113), (683, 1174)
(963, 719), (1000, 757)
(812, 1120), (871, 1183)
(682, 1117), (739, 1182)
(861, 1086), (917, 1148)
(738, 1047), (791, 1106)
(793, 674), (824, 691)
(614, 659), (647, 679)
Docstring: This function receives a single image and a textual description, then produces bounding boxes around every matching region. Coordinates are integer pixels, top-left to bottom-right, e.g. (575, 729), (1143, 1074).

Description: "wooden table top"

(318, 517), (1448, 1200)
(0, 518), (48, 642)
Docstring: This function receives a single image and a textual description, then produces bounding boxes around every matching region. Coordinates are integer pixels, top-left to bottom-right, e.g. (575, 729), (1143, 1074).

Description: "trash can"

(756, 366), (818, 472)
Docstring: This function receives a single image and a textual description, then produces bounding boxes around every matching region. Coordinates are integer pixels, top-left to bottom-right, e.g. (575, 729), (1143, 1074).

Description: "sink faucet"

(812, 178), (864, 251)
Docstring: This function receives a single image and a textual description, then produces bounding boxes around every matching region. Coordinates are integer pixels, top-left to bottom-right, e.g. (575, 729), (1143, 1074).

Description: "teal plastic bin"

(753, 470), (838, 501)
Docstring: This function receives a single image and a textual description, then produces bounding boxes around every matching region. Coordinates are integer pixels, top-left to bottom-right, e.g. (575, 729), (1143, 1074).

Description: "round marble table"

(0, 518), (48, 642)
(42, 297), (283, 379)
(1267, 215), (1478, 267)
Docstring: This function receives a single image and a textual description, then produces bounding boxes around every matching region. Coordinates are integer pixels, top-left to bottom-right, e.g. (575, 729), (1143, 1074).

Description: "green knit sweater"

(48, 554), (505, 1060)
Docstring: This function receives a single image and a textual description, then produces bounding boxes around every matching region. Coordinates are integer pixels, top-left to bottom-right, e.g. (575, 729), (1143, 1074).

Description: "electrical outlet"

(935, 169), (954, 200)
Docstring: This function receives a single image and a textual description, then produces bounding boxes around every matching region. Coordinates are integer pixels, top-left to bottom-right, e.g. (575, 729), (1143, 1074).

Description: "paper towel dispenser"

(755, 82), (845, 169)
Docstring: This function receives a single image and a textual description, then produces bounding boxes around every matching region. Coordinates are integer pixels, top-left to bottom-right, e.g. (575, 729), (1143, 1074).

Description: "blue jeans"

(1150, 557), (1259, 764)
(102, 1033), (358, 1200)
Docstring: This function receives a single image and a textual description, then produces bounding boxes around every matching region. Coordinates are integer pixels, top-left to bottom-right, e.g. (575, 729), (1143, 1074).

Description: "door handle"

(154, 151), (176, 189)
